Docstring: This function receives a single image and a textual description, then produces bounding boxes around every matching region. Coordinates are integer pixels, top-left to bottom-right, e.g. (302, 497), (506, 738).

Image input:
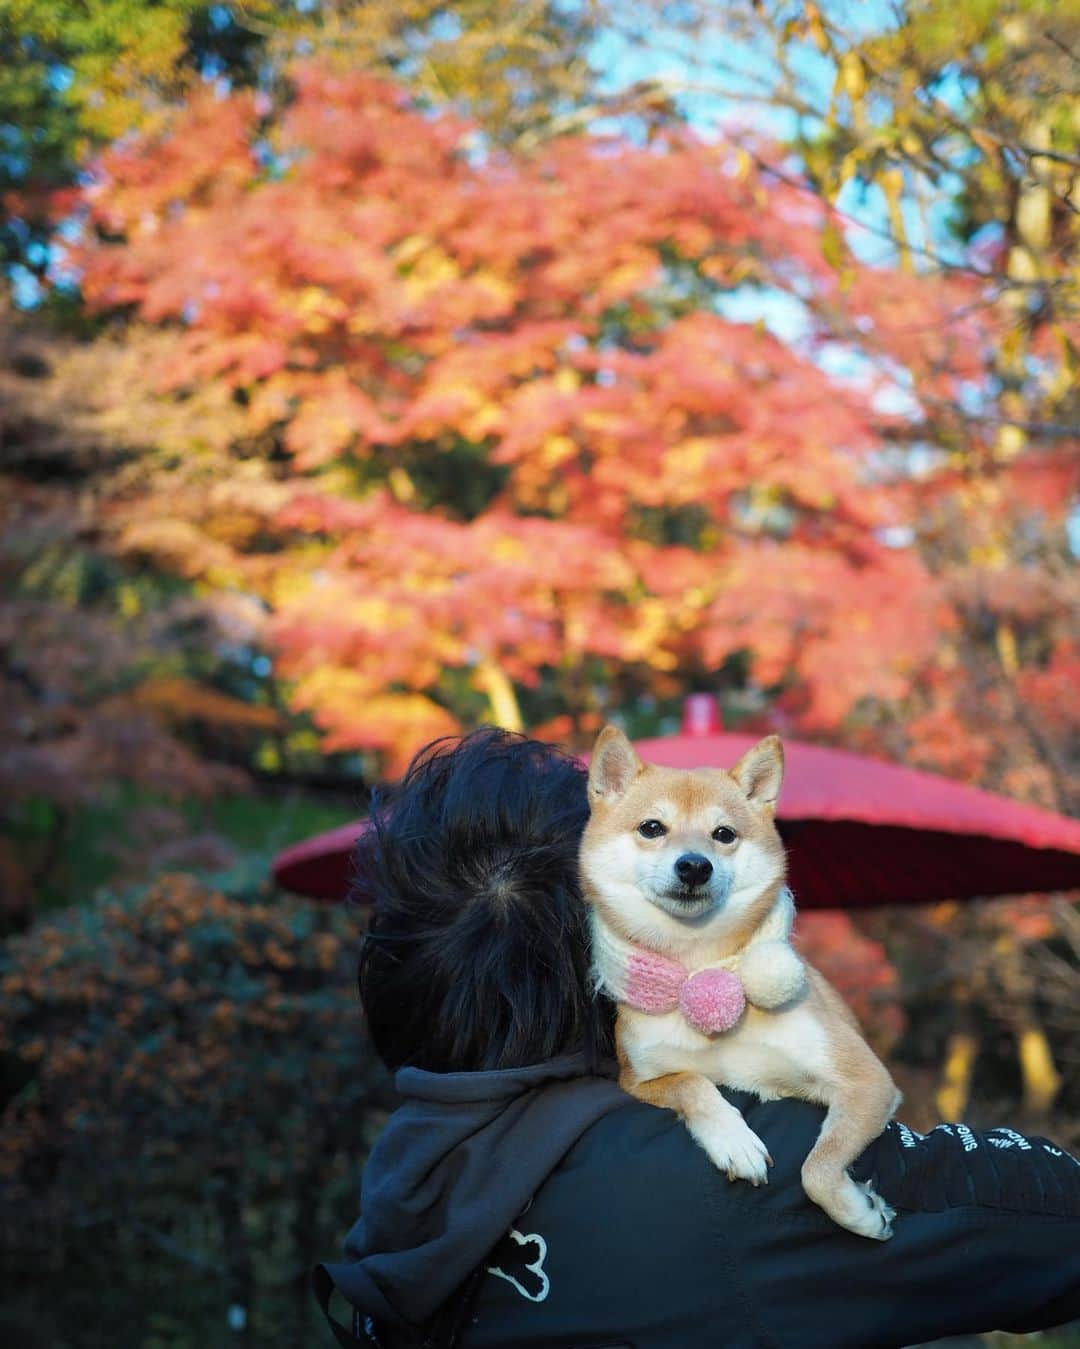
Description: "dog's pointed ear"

(588, 725), (642, 804)
(730, 735), (784, 811)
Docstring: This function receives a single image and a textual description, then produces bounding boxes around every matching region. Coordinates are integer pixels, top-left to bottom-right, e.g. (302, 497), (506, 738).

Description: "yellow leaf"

(807, 3), (830, 53)
(880, 166), (905, 205)
(838, 149), (863, 185)
(821, 219), (846, 271)
(839, 52), (866, 102)
(392, 234), (431, 266)
(541, 433), (578, 466)
(461, 402), (504, 439)
(669, 437), (712, 474)
(995, 422), (1026, 459)
(388, 466), (416, 502)
(1016, 183), (1052, 252)
(490, 535), (527, 562)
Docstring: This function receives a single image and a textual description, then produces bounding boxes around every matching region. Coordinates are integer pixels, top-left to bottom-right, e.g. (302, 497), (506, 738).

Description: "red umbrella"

(272, 699), (1080, 908)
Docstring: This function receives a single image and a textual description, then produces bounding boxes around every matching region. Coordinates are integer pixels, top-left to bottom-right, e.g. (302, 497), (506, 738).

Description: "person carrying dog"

(315, 729), (1080, 1349)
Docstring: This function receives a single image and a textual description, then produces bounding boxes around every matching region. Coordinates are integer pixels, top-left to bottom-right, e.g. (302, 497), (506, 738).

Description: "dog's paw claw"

(694, 1113), (771, 1187)
(857, 1179), (896, 1241)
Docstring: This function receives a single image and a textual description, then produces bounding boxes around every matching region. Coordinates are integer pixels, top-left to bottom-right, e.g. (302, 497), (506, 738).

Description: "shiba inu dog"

(582, 725), (901, 1240)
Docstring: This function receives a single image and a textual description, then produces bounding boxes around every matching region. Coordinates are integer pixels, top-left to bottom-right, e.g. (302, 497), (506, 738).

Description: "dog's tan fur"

(581, 725), (901, 1239)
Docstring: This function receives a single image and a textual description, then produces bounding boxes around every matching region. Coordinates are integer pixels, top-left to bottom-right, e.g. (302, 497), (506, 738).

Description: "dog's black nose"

(674, 853), (713, 889)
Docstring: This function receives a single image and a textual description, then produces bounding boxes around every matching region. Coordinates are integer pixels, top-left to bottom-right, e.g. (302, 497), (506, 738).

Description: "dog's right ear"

(587, 725), (642, 804)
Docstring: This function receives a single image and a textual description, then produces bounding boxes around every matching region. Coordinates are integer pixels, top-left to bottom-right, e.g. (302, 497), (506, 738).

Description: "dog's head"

(580, 726), (786, 939)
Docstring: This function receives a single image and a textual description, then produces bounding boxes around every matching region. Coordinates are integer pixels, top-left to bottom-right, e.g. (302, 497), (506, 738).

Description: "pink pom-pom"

(679, 968), (746, 1035)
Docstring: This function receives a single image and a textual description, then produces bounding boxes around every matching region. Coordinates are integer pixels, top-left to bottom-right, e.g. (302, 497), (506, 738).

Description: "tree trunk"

(936, 989), (979, 1122)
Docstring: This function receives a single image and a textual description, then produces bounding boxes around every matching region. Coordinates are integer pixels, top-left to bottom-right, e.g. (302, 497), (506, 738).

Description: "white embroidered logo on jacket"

(486, 1228), (550, 1302)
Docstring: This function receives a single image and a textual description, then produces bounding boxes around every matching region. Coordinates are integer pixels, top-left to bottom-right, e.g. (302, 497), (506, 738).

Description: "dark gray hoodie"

(321, 1058), (1080, 1349)
(324, 1053), (628, 1333)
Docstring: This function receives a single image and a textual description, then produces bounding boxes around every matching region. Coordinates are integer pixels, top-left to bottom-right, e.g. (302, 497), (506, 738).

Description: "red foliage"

(796, 911), (905, 1054)
(65, 64), (1075, 795)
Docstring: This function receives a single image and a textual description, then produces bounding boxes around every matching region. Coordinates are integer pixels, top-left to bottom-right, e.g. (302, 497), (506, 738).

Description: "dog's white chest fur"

(589, 895), (827, 1104)
(622, 999), (833, 1105)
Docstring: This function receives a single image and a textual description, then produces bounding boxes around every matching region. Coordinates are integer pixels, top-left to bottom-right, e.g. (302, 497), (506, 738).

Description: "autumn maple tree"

(66, 64), (964, 774)
(11, 2), (1074, 808)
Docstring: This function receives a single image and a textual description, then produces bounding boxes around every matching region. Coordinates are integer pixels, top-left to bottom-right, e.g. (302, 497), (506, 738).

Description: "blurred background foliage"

(0, 1), (1077, 1344)
(0, 869), (389, 1348)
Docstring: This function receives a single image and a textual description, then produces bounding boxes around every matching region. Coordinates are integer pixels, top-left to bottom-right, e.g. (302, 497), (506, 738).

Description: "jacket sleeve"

(735, 1092), (1080, 1349)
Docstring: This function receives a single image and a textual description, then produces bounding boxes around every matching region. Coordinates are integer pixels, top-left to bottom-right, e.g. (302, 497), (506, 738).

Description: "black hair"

(353, 727), (615, 1074)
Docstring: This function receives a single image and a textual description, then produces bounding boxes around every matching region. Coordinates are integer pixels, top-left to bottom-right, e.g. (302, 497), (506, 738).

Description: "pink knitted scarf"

(619, 947), (746, 1034)
(589, 888), (804, 1036)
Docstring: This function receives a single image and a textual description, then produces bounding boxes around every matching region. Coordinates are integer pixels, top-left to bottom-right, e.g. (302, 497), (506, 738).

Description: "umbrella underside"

(779, 820), (1079, 909)
(272, 732), (1080, 904)
(274, 817), (1080, 908)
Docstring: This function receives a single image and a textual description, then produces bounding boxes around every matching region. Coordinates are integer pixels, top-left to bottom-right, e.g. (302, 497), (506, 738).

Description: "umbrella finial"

(683, 693), (723, 737)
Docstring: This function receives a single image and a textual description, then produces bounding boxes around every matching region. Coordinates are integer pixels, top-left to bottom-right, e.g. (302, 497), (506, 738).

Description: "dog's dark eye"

(712, 825), (738, 845)
(637, 819), (667, 839)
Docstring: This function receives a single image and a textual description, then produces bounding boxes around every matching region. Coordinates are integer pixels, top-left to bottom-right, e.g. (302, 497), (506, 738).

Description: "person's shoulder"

(568, 1089), (829, 1174)
(543, 1093), (728, 1237)
(558, 1088), (829, 1219)
(566, 1093), (701, 1169)
(558, 1088), (872, 1244)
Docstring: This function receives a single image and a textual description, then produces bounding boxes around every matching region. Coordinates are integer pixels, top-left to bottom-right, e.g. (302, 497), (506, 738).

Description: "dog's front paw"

(690, 1109), (772, 1185)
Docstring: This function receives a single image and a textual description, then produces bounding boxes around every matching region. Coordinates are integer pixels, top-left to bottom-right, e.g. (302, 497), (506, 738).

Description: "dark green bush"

(0, 868), (388, 1348)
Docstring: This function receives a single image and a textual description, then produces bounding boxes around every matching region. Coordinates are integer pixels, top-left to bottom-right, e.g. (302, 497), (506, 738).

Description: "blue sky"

(587, 3), (975, 424)
(589, 1), (969, 272)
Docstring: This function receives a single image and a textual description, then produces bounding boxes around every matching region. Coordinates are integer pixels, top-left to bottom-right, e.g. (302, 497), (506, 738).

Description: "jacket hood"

(325, 1053), (628, 1330)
